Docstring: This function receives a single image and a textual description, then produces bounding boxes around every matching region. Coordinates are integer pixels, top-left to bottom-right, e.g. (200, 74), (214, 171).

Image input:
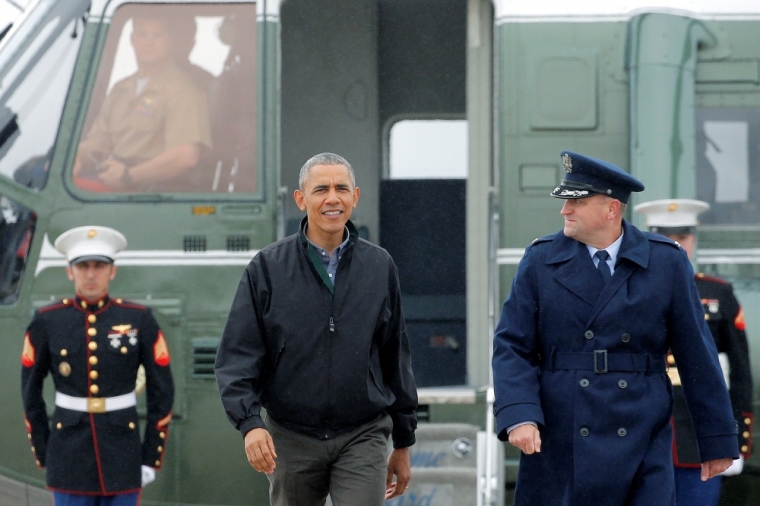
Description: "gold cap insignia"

(87, 229), (97, 238)
(668, 203), (678, 212)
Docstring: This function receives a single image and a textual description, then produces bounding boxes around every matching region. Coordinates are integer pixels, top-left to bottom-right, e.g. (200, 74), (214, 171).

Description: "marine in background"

(21, 226), (174, 506)
(635, 199), (753, 506)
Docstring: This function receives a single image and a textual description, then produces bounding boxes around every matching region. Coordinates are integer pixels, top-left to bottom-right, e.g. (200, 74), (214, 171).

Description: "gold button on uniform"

(61, 349), (68, 357)
(744, 431), (750, 438)
(88, 314), (97, 324)
(667, 355), (676, 365)
(62, 298), (69, 304)
(81, 301), (88, 309)
(159, 432), (166, 439)
(87, 328), (97, 337)
(155, 460), (161, 466)
(35, 460), (40, 466)
(742, 445), (749, 453)
(56, 423), (62, 429)
(27, 433), (31, 439)
(89, 356), (98, 365)
(31, 446), (35, 452)
(745, 417), (752, 425)
(116, 298), (123, 303)
(90, 384), (99, 394)
(89, 341), (97, 351)
(90, 370), (98, 380)
(157, 446), (163, 452)
(129, 422), (136, 429)
(121, 346), (128, 354)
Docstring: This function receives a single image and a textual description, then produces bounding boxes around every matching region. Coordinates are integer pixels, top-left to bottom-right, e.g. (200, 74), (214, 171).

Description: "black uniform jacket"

(21, 295), (174, 495)
(671, 273), (753, 466)
(215, 218), (417, 448)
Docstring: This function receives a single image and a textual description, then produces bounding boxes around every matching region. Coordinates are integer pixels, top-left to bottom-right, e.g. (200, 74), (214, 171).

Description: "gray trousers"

(265, 414), (392, 506)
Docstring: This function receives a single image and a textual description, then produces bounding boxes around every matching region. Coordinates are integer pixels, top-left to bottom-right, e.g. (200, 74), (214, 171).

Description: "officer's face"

(131, 18), (172, 67)
(293, 164), (360, 247)
(66, 260), (117, 301)
(665, 233), (696, 260)
(561, 195), (620, 247)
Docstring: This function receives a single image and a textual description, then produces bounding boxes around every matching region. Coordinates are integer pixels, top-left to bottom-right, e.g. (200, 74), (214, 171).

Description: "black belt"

(545, 350), (667, 374)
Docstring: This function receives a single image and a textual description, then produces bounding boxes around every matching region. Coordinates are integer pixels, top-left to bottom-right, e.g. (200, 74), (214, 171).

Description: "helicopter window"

(73, 3), (258, 195)
(0, 193), (34, 305)
(696, 108), (760, 225)
(387, 119), (468, 179)
(0, 14), (83, 190)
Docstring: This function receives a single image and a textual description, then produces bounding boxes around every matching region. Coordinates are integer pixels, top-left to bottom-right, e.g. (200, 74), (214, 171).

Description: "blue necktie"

(595, 250), (611, 283)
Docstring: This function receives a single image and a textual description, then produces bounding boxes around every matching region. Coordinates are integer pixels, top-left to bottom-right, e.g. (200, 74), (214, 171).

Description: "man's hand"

(385, 447), (411, 500)
(508, 424), (542, 454)
(701, 458), (733, 480)
(97, 158), (128, 190)
(244, 428), (277, 474)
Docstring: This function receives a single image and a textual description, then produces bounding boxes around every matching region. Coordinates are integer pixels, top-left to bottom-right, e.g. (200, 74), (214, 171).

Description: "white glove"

(141, 465), (156, 487)
(720, 455), (744, 477)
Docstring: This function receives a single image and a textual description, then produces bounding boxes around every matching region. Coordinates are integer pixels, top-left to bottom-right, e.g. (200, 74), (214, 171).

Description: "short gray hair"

(298, 153), (355, 190)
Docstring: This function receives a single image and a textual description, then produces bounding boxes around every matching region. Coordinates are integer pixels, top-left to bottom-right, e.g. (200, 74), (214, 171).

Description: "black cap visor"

(70, 255), (114, 265)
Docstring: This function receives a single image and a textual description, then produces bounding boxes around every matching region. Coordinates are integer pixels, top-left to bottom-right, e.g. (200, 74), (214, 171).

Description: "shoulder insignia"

(645, 232), (680, 248)
(154, 330), (171, 366)
(694, 273), (729, 284)
(38, 298), (73, 313)
(735, 306), (746, 331)
(21, 333), (35, 367)
(113, 298), (147, 310)
(528, 235), (553, 248)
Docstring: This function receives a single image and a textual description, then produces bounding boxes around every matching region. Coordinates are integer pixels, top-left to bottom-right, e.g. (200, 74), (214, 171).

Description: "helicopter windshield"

(72, 3), (258, 195)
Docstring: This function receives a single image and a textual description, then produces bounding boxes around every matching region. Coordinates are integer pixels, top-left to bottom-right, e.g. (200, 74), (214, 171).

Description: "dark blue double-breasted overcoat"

(493, 220), (738, 505)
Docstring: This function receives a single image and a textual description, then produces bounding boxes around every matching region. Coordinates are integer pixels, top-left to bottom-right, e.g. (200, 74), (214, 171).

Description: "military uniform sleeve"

(164, 80), (212, 151)
(215, 257), (270, 437)
(139, 308), (174, 469)
(20, 314), (51, 468)
(379, 258), (418, 449)
(492, 245), (544, 441)
(668, 253), (739, 462)
(720, 284), (753, 458)
(85, 87), (119, 151)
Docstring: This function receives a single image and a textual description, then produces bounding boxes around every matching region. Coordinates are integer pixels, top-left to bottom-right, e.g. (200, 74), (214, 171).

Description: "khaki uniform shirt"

(86, 61), (211, 163)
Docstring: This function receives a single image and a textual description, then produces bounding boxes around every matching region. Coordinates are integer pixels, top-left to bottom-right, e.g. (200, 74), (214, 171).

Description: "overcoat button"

(584, 330), (594, 340)
(621, 333), (630, 343)
(618, 380), (627, 388)
(618, 428), (627, 437)
(580, 427), (589, 437)
(580, 378), (589, 387)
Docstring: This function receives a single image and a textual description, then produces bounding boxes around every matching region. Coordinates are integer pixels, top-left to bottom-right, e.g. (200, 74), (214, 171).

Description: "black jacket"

(21, 295), (174, 494)
(672, 273), (754, 466)
(215, 219), (417, 448)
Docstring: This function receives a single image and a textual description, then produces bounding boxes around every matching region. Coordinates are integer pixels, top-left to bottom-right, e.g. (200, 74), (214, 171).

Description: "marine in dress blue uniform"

(492, 152), (739, 505)
(21, 227), (174, 506)
(635, 199), (753, 506)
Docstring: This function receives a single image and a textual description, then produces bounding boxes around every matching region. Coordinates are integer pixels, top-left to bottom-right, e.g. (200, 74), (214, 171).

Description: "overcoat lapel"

(585, 221), (650, 327)
(549, 236), (605, 307)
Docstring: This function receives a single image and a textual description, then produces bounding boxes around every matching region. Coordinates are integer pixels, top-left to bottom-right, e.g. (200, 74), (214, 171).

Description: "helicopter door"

(0, 0), (88, 306)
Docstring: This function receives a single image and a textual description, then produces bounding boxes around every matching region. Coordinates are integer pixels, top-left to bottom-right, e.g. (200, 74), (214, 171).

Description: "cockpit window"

(74, 3), (258, 195)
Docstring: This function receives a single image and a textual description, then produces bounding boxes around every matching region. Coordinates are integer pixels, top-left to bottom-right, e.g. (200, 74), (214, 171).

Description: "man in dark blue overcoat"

(492, 151), (739, 505)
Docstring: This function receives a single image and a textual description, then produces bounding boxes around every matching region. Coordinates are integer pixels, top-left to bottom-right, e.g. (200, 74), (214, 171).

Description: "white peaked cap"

(54, 226), (128, 264)
(633, 199), (710, 228)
